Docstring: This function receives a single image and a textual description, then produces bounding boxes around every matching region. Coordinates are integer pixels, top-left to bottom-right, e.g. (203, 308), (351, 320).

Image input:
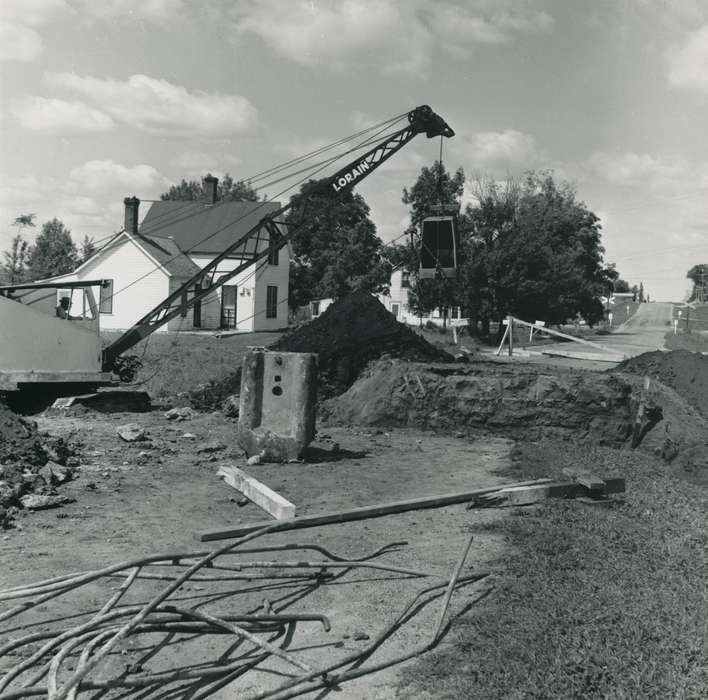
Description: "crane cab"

(419, 215), (458, 279)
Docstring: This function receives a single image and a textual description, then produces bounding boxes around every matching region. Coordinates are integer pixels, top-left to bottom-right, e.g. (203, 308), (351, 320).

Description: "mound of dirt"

(616, 350), (708, 419)
(270, 292), (453, 396)
(323, 359), (708, 483)
(0, 402), (79, 527)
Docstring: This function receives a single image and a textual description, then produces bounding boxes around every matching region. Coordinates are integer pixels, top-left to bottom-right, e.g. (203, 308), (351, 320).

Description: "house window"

(266, 285), (278, 319)
(401, 271), (410, 288)
(99, 279), (113, 314)
(391, 303), (400, 317)
(268, 230), (279, 266)
(311, 300), (320, 317)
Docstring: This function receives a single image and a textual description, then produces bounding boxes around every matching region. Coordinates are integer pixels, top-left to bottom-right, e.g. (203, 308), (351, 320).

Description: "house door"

(193, 283), (202, 328)
(391, 303), (400, 318)
(221, 285), (237, 328)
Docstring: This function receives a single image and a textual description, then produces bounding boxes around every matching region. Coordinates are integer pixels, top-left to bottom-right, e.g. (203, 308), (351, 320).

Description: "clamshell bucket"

(419, 216), (458, 279)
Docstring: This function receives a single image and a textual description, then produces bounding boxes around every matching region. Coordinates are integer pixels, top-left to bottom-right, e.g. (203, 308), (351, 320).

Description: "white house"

(51, 177), (289, 333)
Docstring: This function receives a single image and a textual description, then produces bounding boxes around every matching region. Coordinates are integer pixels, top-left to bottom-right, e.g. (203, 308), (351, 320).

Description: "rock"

(237, 497), (249, 507)
(116, 424), (146, 442)
(197, 440), (227, 454)
(21, 494), (75, 510)
(164, 407), (196, 421)
(222, 395), (240, 418)
(246, 453), (261, 466)
(38, 461), (70, 486)
(0, 481), (14, 506)
(352, 631), (370, 641)
(181, 433), (197, 441)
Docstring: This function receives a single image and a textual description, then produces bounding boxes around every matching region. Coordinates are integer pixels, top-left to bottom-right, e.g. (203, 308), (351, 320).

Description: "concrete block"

(237, 350), (317, 462)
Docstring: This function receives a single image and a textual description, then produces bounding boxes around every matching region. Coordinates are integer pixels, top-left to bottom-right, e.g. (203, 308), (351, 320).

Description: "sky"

(1, 0), (707, 302)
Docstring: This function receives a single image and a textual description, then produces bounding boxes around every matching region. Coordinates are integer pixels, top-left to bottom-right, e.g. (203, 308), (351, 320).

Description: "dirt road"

(517, 302), (674, 368)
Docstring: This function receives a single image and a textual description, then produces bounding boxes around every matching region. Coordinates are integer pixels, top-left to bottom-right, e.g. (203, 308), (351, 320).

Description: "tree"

(285, 179), (391, 308)
(26, 218), (78, 280)
(638, 281), (645, 303)
(161, 173), (260, 202)
(79, 235), (97, 263)
(686, 264), (707, 302)
(1, 213), (36, 284)
(462, 171), (610, 334)
(387, 161), (467, 325)
(614, 278), (631, 293)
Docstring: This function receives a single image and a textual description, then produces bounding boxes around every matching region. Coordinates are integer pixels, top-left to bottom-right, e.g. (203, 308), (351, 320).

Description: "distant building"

(47, 177), (289, 333)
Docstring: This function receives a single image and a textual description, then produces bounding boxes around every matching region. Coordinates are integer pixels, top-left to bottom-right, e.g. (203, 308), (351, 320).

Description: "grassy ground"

(102, 330), (283, 401)
(399, 440), (707, 699)
(670, 304), (708, 351)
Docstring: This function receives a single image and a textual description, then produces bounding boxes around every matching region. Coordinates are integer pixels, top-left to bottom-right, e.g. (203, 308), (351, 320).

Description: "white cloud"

(1, 0), (69, 25)
(667, 24), (708, 93)
(0, 1), (68, 62)
(72, 0), (183, 22)
(11, 96), (114, 133)
(65, 160), (172, 197)
(0, 161), (175, 251)
(588, 151), (689, 186)
(232, 0), (554, 75)
(45, 72), (258, 137)
(0, 22), (43, 62)
(466, 129), (540, 169)
(171, 150), (219, 171)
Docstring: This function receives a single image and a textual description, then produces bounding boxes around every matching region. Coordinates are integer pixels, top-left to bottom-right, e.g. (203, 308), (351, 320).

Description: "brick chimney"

(124, 196), (140, 235)
(203, 174), (218, 205)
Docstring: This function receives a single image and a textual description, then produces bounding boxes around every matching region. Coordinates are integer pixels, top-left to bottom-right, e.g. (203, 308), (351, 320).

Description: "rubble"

(0, 403), (81, 527)
(20, 493), (75, 510)
(164, 406), (196, 421)
(116, 424), (147, 442)
(222, 394), (240, 418)
(197, 440), (227, 454)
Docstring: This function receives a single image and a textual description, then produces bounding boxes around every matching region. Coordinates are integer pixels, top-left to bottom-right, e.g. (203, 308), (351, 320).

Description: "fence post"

(507, 315), (514, 357)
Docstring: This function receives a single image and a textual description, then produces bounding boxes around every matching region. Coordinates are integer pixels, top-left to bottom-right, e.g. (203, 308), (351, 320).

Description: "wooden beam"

(218, 466), (296, 521)
(510, 315), (625, 357)
(474, 477), (625, 507)
(562, 467), (606, 490)
(195, 478), (554, 542)
(541, 348), (625, 363)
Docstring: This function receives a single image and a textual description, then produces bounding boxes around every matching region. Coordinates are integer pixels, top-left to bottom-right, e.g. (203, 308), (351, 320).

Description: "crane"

(0, 105), (454, 393)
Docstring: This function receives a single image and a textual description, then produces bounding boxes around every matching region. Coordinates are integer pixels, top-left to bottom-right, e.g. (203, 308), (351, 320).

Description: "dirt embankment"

(616, 350), (708, 419)
(323, 357), (708, 482)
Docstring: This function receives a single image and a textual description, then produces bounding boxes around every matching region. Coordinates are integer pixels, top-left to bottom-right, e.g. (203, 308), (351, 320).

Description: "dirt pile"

(616, 350), (708, 419)
(323, 360), (641, 443)
(271, 292), (453, 396)
(0, 402), (80, 527)
(322, 359), (708, 481)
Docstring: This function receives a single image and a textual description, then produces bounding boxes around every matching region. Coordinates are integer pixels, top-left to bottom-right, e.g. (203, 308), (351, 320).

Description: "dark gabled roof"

(139, 200), (282, 256)
(134, 233), (201, 278)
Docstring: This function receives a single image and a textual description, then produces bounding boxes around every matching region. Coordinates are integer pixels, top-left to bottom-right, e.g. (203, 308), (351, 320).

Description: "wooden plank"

(561, 467), (606, 490)
(195, 478), (554, 542)
(218, 466), (296, 521)
(475, 477), (625, 507)
(510, 315), (625, 357)
(541, 349), (625, 363)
